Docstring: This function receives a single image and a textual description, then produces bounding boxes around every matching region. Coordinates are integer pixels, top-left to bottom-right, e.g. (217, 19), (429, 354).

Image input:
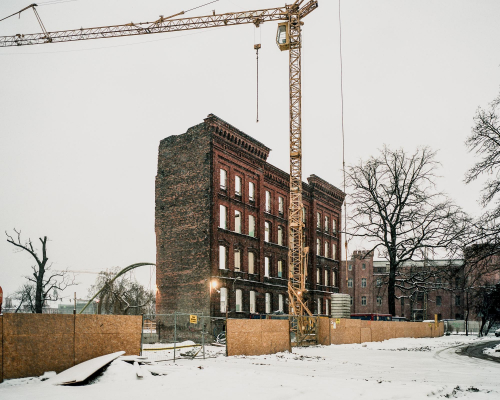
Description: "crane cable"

(338, 0), (349, 282)
(254, 25), (261, 123)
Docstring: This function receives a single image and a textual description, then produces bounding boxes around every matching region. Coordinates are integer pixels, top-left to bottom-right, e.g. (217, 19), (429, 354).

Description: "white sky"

(1, 0), (500, 300)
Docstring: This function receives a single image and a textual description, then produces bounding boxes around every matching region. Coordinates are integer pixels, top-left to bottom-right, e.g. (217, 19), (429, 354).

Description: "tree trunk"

(388, 265), (396, 316)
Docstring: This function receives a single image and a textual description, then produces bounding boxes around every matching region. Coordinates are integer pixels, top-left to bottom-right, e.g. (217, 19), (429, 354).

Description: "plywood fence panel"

(317, 317), (331, 346)
(227, 319), (290, 356)
(0, 316), (3, 383)
(2, 314), (75, 380)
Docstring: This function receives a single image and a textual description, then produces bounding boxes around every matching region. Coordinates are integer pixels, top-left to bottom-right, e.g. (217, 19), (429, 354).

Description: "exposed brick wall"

(155, 123), (212, 315)
(156, 114), (345, 319)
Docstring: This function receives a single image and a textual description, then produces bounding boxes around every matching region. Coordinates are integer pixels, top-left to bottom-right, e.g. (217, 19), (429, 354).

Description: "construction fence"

(0, 313), (141, 383)
(140, 313), (227, 362)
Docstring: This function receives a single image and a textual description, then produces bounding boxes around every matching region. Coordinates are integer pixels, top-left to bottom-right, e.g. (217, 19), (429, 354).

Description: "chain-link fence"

(140, 313), (227, 361)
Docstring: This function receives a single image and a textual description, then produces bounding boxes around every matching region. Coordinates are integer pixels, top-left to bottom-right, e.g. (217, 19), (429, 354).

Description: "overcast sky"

(1, 0), (500, 301)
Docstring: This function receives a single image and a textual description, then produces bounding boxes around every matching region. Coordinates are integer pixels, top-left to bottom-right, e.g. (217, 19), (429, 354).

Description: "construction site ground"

(1, 335), (500, 399)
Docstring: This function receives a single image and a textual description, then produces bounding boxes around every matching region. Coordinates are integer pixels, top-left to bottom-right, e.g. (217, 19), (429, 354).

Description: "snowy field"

(1, 336), (500, 400)
(483, 343), (500, 358)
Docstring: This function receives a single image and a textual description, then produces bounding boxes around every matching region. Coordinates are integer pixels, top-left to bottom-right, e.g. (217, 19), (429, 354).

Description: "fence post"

(202, 321), (206, 360)
(174, 312), (177, 362)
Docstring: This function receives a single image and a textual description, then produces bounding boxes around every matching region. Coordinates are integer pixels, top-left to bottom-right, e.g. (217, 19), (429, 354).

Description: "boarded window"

(265, 293), (271, 314)
(219, 205), (227, 229)
(317, 212), (321, 229)
(250, 291), (256, 313)
(265, 221), (271, 242)
(220, 287), (227, 312)
(220, 169), (227, 190)
(235, 289), (242, 312)
(234, 250), (241, 271)
(248, 252), (255, 274)
(316, 269), (320, 284)
(219, 245), (226, 270)
(249, 182), (255, 201)
(325, 299), (330, 316)
(235, 175), (242, 196)
(249, 215), (255, 237)
(234, 210), (241, 233)
(265, 191), (271, 213)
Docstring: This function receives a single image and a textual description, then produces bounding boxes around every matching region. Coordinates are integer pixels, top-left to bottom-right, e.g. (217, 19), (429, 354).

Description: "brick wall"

(155, 122), (212, 315)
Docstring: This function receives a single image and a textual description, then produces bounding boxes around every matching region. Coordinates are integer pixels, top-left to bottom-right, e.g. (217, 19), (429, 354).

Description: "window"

(350, 297), (353, 306)
(436, 296), (442, 306)
(361, 296), (367, 306)
(265, 293), (271, 314)
(220, 287), (227, 312)
(249, 182), (255, 201)
(317, 298), (322, 315)
(401, 297), (405, 307)
(316, 238), (321, 255)
(249, 215), (255, 237)
(325, 299), (330, 316)
(332, 219), (337, 234)
(316, 212), (321, 229)
(377, 296), (382, 306)
(248, 252), (255, 274)
(219, 205), (227, 229)
(235, 175), (242, 196)
(316, 269), (320, 284)
(250, 291), (256, 314)
(455, 296), (461, 306)
(348, 278), (353, 288)
(362, 263), (366, 270)
(361, 278), (367, 288)
(234, 210), (241, 233)
(376, 278), (382, 287)
(234, 250), (241, 271)
(265, 256), (270, 277)
(235, 289), (242, 312)
(325, 269), (329, 286)
(278, 294), (284, 312)
(277, 226), (283, 246)
(220, 169), (227, 190)
(302, 207), (306, 224)
(219, 245), (226, 270)
(278, 196), (284, 214)
(265, 191), (271, 213)
(332, 271), (336, 287)
(324, 242), (329, 258)
(348, 264), (352, 271)
(332, 243), (337, 260)
(265, 221), (271, 242)
(278, 260), (283, 278)
(325, 216), (329, 232)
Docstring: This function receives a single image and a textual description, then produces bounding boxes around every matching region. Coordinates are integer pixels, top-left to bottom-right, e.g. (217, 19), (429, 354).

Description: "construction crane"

(0, 0), (319, 344)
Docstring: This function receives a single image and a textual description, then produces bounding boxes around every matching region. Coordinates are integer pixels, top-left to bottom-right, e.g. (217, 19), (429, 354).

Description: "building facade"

(155, 114), (345, 319)
(340, 250), (466, 321)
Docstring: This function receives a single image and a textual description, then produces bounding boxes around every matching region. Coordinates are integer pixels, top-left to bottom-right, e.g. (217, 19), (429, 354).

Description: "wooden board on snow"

(47, 351), (125, 385)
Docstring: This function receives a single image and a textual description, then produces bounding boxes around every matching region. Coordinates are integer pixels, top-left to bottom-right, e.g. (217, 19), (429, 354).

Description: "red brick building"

(155, 114), (345, 318)
(340, 250), (466, 321)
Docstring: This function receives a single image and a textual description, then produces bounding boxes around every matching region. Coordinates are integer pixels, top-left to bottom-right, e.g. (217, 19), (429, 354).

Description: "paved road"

(458, 340), (500, 363)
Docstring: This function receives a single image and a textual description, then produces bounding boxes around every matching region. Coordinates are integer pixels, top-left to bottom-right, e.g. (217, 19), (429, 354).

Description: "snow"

(483, 344), (500, 358)
(1, 336), (500, 399)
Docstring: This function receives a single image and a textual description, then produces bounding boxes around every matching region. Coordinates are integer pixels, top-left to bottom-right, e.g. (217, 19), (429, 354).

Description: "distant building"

(340, 250), (465, 321)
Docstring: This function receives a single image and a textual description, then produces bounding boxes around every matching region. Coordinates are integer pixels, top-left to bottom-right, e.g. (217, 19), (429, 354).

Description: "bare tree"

(6, 229), (75, 313)
(88, 268), (155, 315)
(347, 146), (469, 316)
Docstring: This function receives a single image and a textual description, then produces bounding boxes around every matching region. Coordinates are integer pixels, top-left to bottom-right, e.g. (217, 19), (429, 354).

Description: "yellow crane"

(0, 0), (319, 344)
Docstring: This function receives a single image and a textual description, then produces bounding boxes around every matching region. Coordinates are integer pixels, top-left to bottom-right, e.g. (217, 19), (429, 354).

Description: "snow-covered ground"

(483, 343), (500, 358)
(1, 336), (500, 399)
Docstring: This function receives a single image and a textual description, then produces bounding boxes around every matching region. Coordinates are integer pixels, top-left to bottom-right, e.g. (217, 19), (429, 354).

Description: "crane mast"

(0, 0), (319, 344)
